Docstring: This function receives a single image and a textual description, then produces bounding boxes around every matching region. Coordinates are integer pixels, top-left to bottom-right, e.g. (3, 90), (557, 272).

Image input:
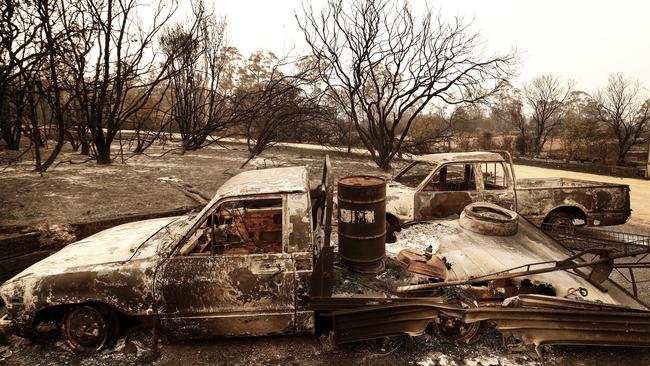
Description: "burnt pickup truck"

(386, 152), (631, 230)
(1, 157), (648, 353)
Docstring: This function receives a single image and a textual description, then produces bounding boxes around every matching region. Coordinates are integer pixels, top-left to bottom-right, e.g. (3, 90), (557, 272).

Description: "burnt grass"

(0, 142), (391, 229)
(2, 141), (650, 365)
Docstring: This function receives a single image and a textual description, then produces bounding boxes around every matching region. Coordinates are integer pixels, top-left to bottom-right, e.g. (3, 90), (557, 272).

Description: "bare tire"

(61, 305), (113, 353)
(459, 202), (518, 236)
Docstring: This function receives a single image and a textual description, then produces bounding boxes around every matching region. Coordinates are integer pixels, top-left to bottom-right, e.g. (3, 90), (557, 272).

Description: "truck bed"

(515, 178), (631, 226)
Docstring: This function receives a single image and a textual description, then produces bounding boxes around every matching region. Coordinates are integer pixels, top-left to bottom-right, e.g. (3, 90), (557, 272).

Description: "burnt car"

(0, 166), (321, 352)
(386, 151), (631, 232)
(1, 159), (649, 354)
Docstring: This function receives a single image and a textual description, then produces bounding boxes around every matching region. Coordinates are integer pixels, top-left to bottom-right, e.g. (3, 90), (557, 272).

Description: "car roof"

(411, 151), (505, 164)
(216, 166), (309, 198)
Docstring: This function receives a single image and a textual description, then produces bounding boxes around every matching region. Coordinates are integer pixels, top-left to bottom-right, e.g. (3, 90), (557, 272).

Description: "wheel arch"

(543, 205), (588, 225)
(32, 301), (124, 327)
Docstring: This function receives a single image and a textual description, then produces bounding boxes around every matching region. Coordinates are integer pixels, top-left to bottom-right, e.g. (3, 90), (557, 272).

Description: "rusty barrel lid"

(338, 175), (386, 187)
(337, 176), (386, 205)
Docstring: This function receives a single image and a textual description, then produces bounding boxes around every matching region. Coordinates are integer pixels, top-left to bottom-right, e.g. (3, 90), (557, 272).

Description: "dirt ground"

(2, 141), (650, 365)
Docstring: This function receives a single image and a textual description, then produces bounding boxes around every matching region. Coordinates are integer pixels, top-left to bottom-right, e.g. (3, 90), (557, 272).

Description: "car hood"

(12, 216), (178, 279)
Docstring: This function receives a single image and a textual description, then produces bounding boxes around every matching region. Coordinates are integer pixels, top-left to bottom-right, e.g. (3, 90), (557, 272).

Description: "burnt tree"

(0, 0), (42, 150)
(58, 0), (192, 164)
(522, 74), (574, 156)
(236, 57), (325, 167)
(297, 0), (516, 170)
(492, 86), (529, 155)
(162, 5), (237, 151)
(594, 73), (650, 165)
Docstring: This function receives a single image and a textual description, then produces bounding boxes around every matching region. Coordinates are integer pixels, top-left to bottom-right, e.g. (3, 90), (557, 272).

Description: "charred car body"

(386, 152), (631, 231)
(1, 157), (649, 353)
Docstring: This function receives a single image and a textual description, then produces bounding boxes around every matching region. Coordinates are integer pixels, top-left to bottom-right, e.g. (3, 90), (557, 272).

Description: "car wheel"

(98, 303), (121, 341)
(546, 213), (576, 233)
(432, 289), (480, 343)
(61, 305), (113, 353)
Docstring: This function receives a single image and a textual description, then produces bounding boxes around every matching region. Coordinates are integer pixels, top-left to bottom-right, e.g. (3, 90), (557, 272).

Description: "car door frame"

(413, 161), (484, 220)
(153, 193), (296, 339)
(476, 160), (516, 211)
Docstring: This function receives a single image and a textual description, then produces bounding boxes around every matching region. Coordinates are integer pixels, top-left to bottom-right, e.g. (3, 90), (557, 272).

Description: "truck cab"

(154, 166), (321, 338)
(387, 152), (516, 223)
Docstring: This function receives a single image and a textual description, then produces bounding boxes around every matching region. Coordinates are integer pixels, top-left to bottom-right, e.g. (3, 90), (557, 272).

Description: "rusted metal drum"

(337, 176), (386, 273)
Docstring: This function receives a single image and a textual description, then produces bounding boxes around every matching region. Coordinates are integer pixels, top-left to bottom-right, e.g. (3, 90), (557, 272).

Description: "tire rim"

(548, 216), (576, 234)
(434, 293), (480, 343)
(63, 306), (109, 353)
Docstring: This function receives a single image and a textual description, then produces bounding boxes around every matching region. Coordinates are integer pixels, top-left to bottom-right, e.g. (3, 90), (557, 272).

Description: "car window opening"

(180, 198), (283, 256)
(482, 162), (508, 190)
(424, 164), (476, 192)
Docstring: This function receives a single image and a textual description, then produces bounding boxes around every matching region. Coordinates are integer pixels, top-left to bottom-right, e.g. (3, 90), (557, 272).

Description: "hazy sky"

(213, 0), (650, 92)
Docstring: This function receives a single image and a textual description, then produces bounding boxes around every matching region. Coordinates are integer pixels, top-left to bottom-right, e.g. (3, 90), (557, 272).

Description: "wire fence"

(542, 224), (650, 256)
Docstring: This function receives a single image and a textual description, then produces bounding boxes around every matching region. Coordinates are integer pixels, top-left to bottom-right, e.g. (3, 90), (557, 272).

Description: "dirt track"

(2, 142), (650, 365)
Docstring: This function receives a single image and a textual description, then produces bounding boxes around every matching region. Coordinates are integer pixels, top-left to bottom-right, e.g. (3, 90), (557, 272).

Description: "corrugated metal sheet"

(386, 218), (646, 309)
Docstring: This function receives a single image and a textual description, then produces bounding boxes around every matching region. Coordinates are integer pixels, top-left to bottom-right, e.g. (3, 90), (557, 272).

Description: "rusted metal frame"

(310, 296), (453, 311)
(487, 319), (650, 333)
(323, 301), (464, 344)
(465, 307), (650, 348)
(488, 150), (518, 210)
(396, 249), (613, 292)
(629, 268), (638, 298)
(611, 266), (643, 301)
(543, 225), (650, 256)
(416, 161), (489, 194)
(510, 294), (645, 311)
(472, 162), (484, 191)
(506, 330), (650, 348)
(465, 308), (650, 324)
(310, 156), (334, 298)
(533, 218), (650, 309)
(322, 155), (334, 250)
(332, 307), (438, 343)
(569, 267), (611, 292)
(393, 161), (419, 180)
(414, 162), (441, 192)
(542, 225), (650, 301)
(612, 263), (650, 270)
